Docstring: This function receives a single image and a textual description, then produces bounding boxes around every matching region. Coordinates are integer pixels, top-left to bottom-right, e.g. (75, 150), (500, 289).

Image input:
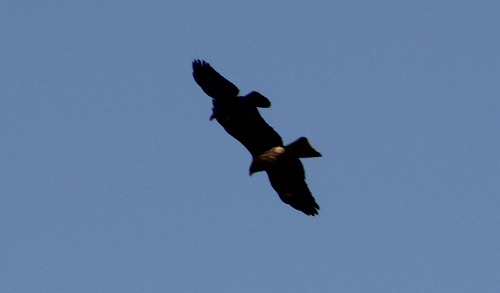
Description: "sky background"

(1, 1), (499, 292)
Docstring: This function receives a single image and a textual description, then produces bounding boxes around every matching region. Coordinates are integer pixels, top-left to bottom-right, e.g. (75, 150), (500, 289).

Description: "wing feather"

(192, 60), (239, 99)
(266, 159), (319, 216)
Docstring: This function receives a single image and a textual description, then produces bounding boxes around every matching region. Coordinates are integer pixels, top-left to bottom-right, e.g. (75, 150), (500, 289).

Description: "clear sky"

(1, 1), (499, 292)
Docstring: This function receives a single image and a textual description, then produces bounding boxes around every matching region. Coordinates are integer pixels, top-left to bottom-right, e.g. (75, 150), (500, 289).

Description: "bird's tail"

(285, 137), (322, 158)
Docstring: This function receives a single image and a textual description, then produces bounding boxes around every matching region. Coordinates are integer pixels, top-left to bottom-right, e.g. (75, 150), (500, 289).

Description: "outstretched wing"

(192, 60), (239, 99)
(192, 59), (283, 156)
(266, 159), (319, 216)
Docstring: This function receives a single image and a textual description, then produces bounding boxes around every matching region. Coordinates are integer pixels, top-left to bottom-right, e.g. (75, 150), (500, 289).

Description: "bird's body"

(192, 59), (321, 216)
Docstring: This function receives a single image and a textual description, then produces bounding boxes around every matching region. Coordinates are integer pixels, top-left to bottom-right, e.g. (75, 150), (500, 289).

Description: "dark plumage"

(192, 59), (321, 216)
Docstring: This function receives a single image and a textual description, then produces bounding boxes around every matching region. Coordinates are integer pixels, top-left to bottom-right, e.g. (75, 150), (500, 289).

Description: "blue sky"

(1, 1), (499, 292)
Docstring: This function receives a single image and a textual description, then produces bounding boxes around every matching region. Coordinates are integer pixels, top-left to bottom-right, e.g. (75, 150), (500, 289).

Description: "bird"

(192, 59), (321, 216)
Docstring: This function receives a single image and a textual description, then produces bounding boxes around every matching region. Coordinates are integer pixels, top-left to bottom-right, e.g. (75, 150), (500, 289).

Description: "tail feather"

(285, 137), (322, 158)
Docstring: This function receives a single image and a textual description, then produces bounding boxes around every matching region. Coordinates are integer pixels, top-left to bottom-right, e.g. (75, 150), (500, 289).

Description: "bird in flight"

(192, 60), (321, 216)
